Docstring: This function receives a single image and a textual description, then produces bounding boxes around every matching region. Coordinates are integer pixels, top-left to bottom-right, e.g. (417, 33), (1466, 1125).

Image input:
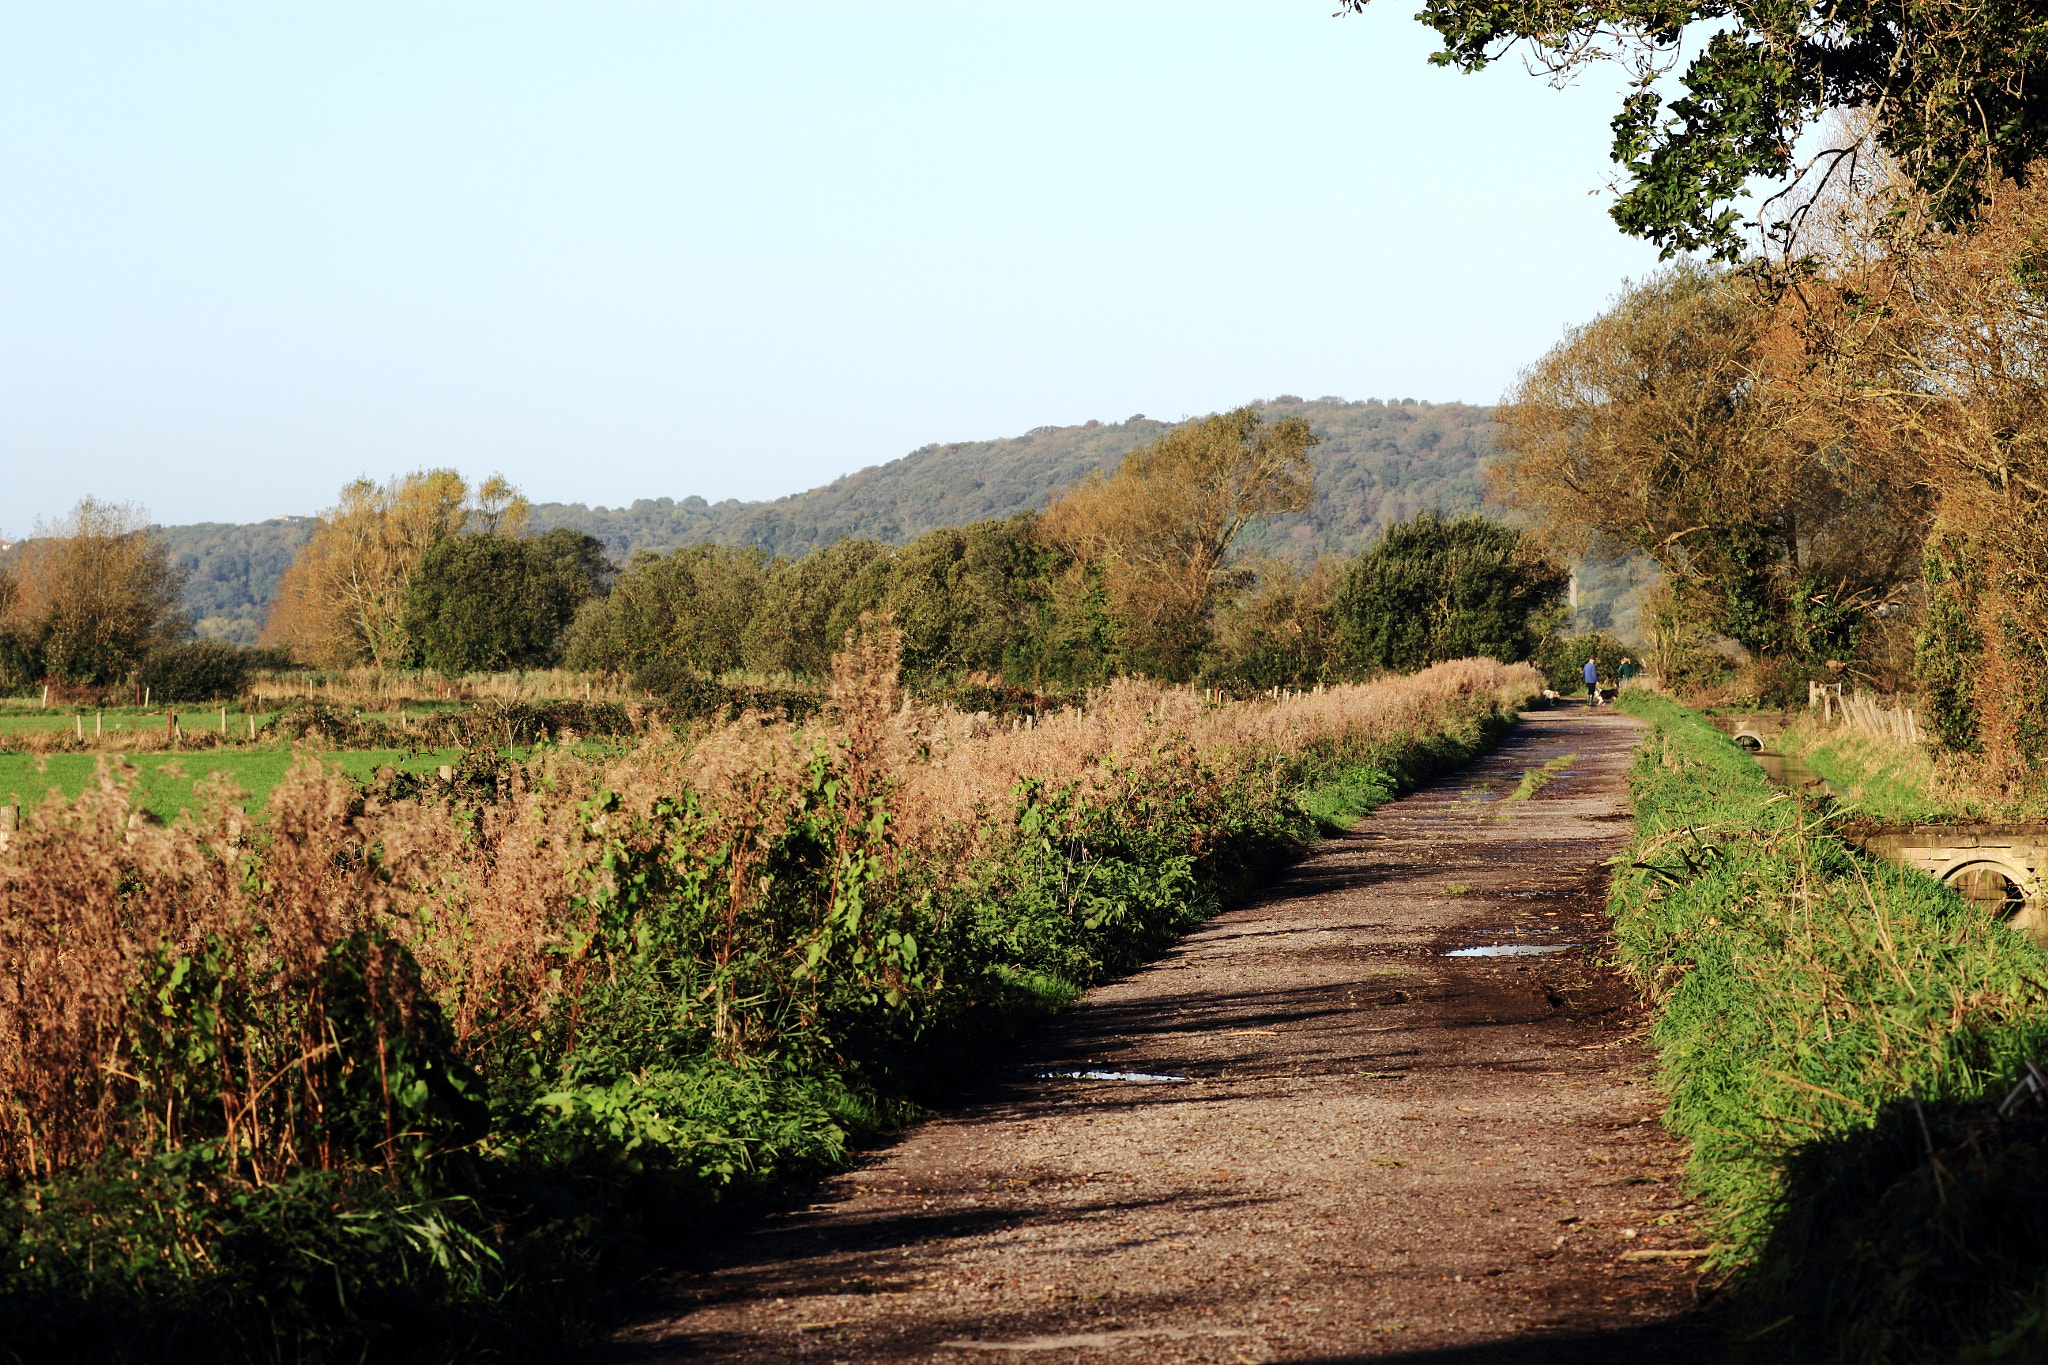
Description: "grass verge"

(1611, 692), (2048, 1362)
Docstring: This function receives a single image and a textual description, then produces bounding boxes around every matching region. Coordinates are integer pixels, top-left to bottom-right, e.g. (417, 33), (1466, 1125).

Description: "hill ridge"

(157, 396), (1499, 643)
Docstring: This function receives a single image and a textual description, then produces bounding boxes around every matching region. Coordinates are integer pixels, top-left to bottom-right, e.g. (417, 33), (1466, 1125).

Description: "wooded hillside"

(159, 397), (1495, 639)
(526, 397), (1494, 562)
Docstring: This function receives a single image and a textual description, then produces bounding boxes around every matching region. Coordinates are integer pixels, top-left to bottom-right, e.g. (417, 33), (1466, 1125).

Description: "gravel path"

(601, 706), (1722, 1363)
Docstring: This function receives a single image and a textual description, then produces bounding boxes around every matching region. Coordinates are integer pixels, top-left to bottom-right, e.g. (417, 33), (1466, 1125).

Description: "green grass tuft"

(1505, 752), (1576, 801)
(1611, 691), (2048, 1362)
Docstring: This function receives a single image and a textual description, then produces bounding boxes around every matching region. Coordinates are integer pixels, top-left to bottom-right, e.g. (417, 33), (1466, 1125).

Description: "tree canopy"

(1334, 512), (1566, 673)
(402, 529), (610, 674)
(263, 471), (529, 668)
(1041, 407), (1319, 680)
(0, 499), (187, 687)
(1342, 0), (2048, 257)
(1494, 262), (1929, 663)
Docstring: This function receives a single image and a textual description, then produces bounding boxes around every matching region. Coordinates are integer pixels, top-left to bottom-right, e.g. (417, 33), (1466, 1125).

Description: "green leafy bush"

(1334, 511), (1566, 672)
(404, 530), (610, 674)
(135, 639), (255, 702)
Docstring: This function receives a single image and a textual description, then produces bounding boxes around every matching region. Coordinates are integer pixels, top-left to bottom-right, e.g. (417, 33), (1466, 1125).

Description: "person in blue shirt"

(1583, 657), (1600, 705)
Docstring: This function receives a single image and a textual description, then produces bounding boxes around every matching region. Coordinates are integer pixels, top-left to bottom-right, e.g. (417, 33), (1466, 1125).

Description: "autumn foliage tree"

(1783, 174), (2048, 790)
(0, 499), (187, 687)
(1494, 263), (1929, 678)
(263, 472), (526, 668)
(1039, 407), (1319, 680)
(1201, 555), (1348, 689)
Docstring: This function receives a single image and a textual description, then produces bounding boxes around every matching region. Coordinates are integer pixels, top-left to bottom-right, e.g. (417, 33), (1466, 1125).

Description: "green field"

(0, 748), (472, 821)
(0, 701), (480, 740)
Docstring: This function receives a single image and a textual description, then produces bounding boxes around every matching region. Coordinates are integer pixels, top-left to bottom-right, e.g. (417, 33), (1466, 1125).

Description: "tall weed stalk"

(0, 643), (1539, 1360)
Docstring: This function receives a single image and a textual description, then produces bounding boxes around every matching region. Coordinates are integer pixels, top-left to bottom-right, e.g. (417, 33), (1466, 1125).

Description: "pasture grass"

(0, 748), (470, 821)
(1612, 692), (2048, 1362)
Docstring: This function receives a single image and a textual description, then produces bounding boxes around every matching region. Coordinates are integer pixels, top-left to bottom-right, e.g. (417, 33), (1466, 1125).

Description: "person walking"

(1583, 656), (1601, 706)
(1617, 656), (1640, 690)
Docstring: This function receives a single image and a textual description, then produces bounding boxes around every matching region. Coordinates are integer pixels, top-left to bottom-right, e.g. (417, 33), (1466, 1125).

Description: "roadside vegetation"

(1613, 692), (2048, 1360)
(0, 634), (1539, 1362)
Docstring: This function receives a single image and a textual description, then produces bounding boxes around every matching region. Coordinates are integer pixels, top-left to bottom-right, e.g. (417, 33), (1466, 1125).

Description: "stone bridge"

(1705, 711), (1797, 751)
(1701, 712), (2048, 934)
(1844, 824), (2048, 934)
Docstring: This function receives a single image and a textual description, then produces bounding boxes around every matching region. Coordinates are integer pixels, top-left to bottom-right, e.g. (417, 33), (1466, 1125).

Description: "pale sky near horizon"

(1, 1), (1672, 534)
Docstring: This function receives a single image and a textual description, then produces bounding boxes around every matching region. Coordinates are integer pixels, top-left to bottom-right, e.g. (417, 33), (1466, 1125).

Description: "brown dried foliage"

(1782, 168), (2048, 791)
(0, 637), (1538, 1180)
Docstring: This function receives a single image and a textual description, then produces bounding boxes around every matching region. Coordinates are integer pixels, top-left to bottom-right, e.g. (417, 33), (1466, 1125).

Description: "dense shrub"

(0, 626), (38, 696)
(135, 639), (255, 702)
(1334, 512), (1566, 672)
(266, 697), (640, 750)
(403, 529), (610, 674)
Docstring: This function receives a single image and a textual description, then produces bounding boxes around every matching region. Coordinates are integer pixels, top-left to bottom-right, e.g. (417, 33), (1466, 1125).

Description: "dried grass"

(0, 648), (1539, 1180)
(247, 667), (635, 710)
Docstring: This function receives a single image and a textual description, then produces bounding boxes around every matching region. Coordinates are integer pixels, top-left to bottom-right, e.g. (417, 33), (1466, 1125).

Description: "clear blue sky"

(1, 1), (1667, 533)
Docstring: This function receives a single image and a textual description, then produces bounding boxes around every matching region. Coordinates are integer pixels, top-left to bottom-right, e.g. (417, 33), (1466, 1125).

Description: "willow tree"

(1039, 406), (1318, 680)
(264, 471), (523, 668)
(1494, 263), (1929, 669)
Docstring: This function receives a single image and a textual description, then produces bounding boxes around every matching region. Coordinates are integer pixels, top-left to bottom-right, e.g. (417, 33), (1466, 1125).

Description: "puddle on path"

(1036, 1069), (1190, 1083)
(1441, 943), (1583, 958)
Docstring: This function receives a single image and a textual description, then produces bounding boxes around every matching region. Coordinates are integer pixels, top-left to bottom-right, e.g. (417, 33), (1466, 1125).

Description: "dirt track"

(600, 705), (1723, 1363)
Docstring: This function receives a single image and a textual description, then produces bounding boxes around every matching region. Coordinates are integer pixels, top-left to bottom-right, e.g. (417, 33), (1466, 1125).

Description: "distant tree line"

(559, 412), (1568, 693)
(3, 421), (1569, 705)
(125, 398), (1495, 648)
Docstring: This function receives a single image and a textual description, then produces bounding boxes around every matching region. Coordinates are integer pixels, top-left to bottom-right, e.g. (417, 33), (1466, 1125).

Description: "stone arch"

(1943, 858), (2044, 935)
(1732, 731), (1766, 751)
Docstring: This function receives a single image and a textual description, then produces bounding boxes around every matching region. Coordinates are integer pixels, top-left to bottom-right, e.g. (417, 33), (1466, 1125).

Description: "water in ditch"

(1750, 749), (1830, 793)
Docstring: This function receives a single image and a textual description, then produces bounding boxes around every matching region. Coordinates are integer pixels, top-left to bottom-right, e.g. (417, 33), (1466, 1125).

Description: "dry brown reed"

(246, 666), (639, 710)
(0, 650), (1539, 1180)
(886, 657), (1539, 861)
